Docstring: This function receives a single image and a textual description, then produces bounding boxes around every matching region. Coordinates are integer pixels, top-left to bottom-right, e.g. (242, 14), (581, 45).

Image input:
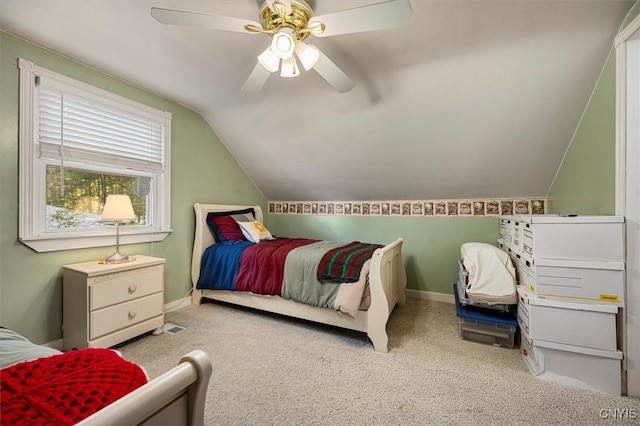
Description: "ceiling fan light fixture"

(280, 56), (300, 78)
(258, 47), (280, 72)
(295, 41), (319, 71)
(151, 0), (413, 93)
(271, 27), (296, 59)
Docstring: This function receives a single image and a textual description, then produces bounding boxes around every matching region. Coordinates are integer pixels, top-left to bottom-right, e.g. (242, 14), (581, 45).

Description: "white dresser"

(499, 215), (625, 395)
(63, 255), (165, 351)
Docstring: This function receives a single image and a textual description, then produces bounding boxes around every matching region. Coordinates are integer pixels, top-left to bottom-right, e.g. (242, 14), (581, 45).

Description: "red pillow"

(210, 215), (246, 241)
(205, 208), (256, 242)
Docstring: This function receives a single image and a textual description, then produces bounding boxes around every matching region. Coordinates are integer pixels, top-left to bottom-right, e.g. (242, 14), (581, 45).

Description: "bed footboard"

(367, 238), (407, 353)
(78, 350), (212, 426)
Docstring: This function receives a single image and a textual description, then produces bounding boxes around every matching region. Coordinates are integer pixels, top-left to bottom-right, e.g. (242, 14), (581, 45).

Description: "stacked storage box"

(499, 215), (625, 396)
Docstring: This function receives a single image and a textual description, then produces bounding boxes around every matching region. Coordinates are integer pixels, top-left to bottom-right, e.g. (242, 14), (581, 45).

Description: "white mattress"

(461, 242), (517, 305)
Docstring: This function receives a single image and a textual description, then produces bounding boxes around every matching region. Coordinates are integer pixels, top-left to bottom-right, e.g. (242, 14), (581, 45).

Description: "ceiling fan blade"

(312, 50), (355, 93)
(309, 0), (412, 38)
(150, 7), (259, 33)
(242, 62), (273, 93)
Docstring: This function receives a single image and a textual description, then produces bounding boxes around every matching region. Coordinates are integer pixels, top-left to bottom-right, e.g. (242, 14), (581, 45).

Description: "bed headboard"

(191, 203), (263, 286)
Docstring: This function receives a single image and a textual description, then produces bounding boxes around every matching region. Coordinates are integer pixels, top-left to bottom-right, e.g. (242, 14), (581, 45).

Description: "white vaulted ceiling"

(0, 0), (634, 201)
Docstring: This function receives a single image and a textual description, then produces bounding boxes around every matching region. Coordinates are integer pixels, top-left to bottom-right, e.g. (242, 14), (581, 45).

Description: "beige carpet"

(116, 297), (640, 425)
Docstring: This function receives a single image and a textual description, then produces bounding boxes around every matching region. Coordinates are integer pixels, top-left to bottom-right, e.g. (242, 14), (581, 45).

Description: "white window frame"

(18, 59), (172, 252)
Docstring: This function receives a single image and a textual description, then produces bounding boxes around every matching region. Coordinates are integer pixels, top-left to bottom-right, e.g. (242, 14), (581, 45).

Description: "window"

(18, 59), (172, 252)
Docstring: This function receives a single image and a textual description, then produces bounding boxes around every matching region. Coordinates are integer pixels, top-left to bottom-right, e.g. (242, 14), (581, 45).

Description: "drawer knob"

(128, 310), (137, 319)
(128, 285), (137, 293)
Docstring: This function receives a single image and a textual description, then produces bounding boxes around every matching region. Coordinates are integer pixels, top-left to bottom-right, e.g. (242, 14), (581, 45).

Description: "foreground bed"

(1, 328), (212, 426)
(191, 203), (407, 353)
(79, 350), (211, 426)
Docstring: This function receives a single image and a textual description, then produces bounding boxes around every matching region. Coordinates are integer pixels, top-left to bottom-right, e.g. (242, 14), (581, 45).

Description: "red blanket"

(235, 238), (317, 294)
(1, 348), (147, 425)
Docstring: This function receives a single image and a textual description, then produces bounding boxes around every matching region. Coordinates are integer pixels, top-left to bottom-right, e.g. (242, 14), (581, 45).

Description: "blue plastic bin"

(454, 283), (518, 348)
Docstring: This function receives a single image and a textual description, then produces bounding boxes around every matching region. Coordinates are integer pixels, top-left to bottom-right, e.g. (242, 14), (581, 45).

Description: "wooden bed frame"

(191, 203), (407, 353)
(78, 350), (212, 426)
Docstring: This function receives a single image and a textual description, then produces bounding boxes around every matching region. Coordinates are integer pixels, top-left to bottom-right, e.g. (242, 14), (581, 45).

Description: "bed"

(190, 203), (407, 353)
(0, 328), (212, 425)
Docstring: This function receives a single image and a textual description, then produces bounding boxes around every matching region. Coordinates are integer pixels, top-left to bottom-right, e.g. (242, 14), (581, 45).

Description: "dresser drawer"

(90, 292), (164, 340)
(89, 265), (163, 310)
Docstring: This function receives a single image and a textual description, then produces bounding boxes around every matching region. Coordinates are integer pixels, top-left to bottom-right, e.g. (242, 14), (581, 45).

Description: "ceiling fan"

(150, 0), (412, 93)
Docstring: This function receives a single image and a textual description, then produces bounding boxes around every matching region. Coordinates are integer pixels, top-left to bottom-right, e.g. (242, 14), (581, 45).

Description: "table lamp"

(102, 194), (136, 264)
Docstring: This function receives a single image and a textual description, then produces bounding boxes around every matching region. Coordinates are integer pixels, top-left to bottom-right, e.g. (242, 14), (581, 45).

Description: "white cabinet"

(63, 255), (165, 351)
(500, 215), (625, 395)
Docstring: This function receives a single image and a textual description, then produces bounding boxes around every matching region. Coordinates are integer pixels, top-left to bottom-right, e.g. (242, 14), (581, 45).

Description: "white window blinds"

(37, 76), (165, 172)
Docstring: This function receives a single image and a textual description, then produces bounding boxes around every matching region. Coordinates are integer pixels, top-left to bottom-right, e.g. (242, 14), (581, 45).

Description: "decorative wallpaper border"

(268, 198), (546, 217)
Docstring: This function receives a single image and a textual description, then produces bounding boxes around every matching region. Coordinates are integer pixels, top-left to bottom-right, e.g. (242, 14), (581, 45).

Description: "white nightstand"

(62, 255), (165, 351)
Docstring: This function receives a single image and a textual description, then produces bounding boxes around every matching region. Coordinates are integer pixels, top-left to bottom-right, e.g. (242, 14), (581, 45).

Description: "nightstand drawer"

(90, 292), (163, 340)
(89, 265), (163, 310)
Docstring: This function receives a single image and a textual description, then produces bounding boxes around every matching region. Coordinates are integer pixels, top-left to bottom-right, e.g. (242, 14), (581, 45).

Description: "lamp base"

(105, 251), (130, 264)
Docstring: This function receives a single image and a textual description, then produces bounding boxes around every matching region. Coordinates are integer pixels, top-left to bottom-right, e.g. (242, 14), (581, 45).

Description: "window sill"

(20, 229), (172, 253)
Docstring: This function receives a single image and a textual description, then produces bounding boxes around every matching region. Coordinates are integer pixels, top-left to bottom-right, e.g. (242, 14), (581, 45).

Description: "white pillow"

(236, 220), (274, 243)
(0, 328), (62, 369)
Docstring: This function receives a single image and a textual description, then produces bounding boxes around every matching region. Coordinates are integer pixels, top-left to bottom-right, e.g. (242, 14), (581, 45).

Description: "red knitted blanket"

(1, 348), (147, 425)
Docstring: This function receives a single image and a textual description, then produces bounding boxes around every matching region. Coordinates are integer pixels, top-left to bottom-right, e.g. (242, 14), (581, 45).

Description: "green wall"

(546, 47), (617, 215)
(8, 0), (633, 342)
(0, 31), (499, 346)
(0, 31), (267, 344)
(265, 214), (499, 295)
(548, 2), (640, 214)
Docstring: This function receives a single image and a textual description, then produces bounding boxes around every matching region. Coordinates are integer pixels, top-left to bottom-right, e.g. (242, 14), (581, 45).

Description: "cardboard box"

(519, 215), (624, 262)
(520, 328), (541, 375)
(513, 254), (624, 306)
(534, 258), (624, 306)
(527, 294), (618, 351)
(516, 286), (531, 335)
(532, 340), (622, 396)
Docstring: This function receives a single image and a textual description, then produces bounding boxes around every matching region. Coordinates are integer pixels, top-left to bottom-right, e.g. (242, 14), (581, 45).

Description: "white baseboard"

(164, 296), (193, 313)
(405, 289), (455, 304)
